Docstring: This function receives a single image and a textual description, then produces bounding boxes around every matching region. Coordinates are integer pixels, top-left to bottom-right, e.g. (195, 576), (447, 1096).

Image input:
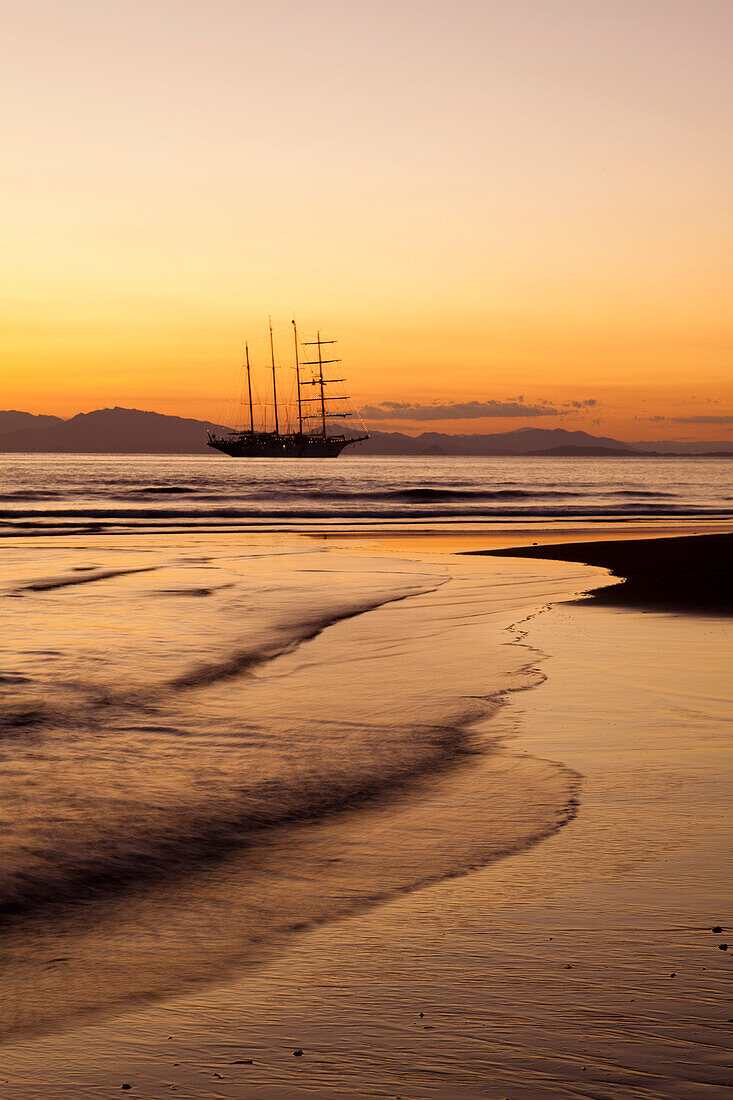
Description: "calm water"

(0, 454), (731, 531)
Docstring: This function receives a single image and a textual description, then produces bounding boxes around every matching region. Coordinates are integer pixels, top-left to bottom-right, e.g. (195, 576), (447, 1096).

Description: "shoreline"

(468, 531), (733, 614)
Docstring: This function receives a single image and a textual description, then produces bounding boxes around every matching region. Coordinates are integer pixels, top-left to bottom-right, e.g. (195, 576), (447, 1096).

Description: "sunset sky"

(2, 0), (731, 440)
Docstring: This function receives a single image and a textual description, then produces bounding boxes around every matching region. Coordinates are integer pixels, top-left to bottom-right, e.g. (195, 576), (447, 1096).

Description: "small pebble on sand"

(712, 926), (722, 934)
(293, 1049), (304, 1057)
(719, 944), (728, 951)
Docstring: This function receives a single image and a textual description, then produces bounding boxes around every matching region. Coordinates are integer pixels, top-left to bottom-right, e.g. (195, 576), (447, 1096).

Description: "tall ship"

(207, 320), (369, 458)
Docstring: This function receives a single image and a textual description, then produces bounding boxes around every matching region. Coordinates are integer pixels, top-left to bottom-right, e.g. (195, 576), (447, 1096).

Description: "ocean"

(1, 454), (731, 532)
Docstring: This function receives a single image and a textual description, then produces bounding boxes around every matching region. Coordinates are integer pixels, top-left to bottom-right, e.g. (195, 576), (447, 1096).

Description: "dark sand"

(470, 531), (733, 614)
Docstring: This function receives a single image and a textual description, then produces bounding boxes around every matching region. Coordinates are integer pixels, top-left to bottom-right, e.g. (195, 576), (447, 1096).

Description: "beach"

(479, 531), (733, 613)
(6, 0), (733, 1091)
(0, 456), (731, 1097)
(21, 580), (727, 1100)
(5, 0), (732, 1089)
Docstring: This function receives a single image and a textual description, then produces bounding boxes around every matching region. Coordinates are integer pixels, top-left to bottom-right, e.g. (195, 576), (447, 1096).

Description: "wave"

(0, 719), (467, 924)
(609, 489), (677, 497)
(378, 487), (583, 501)
(0, 574), (458, 921)
(164, 585), (442, 693)
(0, 486), (684, 507)
(125, 485), (198, 495)
(0, 489), (66, 500)
(1, 504), (727, 528)
(13, 566), (158, 593)
(0, 704), (58, 733)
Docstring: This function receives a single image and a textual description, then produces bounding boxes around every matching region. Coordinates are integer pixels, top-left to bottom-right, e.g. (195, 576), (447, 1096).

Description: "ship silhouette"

(207, 319), (369, 458)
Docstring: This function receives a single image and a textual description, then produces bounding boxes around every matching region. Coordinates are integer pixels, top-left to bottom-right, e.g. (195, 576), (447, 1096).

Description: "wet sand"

(474, 531), (733, 614)
(2, 525), (731, 1097)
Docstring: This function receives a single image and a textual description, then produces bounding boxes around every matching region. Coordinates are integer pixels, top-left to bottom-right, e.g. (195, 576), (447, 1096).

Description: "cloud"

(359, 399), (561, 421)
(658, 415), (733, 425)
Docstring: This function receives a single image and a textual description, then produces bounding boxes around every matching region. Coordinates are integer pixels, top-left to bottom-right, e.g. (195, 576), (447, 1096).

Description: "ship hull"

(207, 432), (363, 458)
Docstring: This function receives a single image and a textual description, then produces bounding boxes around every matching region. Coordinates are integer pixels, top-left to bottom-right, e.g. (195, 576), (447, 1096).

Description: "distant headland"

(0, 408), (731, 457)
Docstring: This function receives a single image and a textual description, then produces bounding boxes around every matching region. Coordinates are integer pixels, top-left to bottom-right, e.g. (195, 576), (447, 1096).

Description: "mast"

(293, 320), (303, 435)
(244, 342), (254, 433)
(268, 315), (279, 435)
(301, 335), (342, 439)
(317, 330), (326, 438)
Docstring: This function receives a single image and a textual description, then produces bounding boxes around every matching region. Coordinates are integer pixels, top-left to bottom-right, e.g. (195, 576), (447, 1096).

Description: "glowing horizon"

(2, 1), (731, 442)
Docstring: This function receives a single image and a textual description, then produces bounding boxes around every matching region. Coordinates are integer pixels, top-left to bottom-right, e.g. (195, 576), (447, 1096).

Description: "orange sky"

(2, 0), (731, 441)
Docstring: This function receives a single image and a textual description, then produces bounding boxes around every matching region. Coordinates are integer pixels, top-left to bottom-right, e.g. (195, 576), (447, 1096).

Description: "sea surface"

(1, 453), (731, 533)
